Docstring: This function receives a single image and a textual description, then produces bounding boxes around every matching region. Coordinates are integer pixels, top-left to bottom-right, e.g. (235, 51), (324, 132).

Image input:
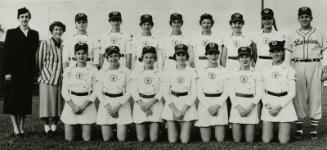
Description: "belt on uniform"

(68, 57), (93, 61)
(71, 91), (92, 96)
(235, 92), (254, 98)
(199, 56), (207, 60)
(265, 90), (288, 97)
(204, 92), (222, 97)
(291, 58), (320, 62)
(259, 56), (272, 59)
(171, 90), (188, 97)
(139, 93), (156, 98)
(228, 56), (238, 60)
(104, 92), (123, 98)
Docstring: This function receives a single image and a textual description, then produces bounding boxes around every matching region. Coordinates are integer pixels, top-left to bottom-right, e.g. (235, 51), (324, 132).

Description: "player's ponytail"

(273, 18), (278, 31)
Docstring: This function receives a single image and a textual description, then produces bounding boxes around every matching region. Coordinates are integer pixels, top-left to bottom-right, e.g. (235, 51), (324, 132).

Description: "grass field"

(0, 89), (326, 150)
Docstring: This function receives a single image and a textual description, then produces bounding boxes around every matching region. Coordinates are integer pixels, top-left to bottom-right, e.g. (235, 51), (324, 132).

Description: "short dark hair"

(17, 7), (31, 19)
(199, 13), (215, 25)
(49, 21), (66, 32)
(173, 52), (189, 60)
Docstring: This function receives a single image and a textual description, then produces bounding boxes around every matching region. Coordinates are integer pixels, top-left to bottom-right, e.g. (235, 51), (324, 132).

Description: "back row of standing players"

(62, 6), (327, 142)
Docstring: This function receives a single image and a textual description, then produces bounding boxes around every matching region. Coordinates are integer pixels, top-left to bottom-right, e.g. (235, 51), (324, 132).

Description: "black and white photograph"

(0, 0), (327, 149)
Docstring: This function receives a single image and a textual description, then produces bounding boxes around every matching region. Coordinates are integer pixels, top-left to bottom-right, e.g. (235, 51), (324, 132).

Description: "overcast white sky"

(0, 0), (326, 41)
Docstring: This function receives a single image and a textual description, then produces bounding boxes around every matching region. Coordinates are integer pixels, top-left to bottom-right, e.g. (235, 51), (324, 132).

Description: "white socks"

(50, 124), (57, 132)
(44, 125), (51, 133)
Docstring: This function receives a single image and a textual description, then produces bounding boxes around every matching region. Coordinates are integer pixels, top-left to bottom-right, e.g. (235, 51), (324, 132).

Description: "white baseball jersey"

(191, 34), (222, 69)
(286, 28), (327, 62)
(61, 65), (98, 124)
(228, 68), (262, 124)
(253, 31), (285, 71)
(159, 34), (191, 70)
(132, 35), (162, 70)
(228, 68), (262, 104)
(62, 33), (100, 67)
(130, 69), (162, 101)
(161, 66), (198, 121)
(286, 27), (327, 85)
(261, 63), (296, 107)
(261, 63), (297, 122)
(61, 65), (98, 102)
(99, 31), (133, 68)
(96, 66), (131, 105)
(222, 34), (253, 71)
(197, 66), (229, 107)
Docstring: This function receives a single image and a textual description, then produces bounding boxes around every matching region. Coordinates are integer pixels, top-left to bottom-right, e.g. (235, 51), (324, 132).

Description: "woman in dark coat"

(3, 7), (39, 136)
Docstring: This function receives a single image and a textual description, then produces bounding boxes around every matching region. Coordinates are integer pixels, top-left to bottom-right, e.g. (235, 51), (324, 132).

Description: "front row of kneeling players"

(60, 40), (296, 144)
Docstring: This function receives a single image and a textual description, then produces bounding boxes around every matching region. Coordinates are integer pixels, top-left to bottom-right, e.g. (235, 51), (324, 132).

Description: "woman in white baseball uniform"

(261, 40), (297, 144)
(160, 13), (194, 70)
(195, 43), (229, 142)
(254, 8), (285, 71)
(132, 14), (163, 71)
(221, 13), (257, 71)
(191, 13), (222, 70)
(161, 44), (198, 144)
(130, 46), (163, 142)
(228, 46), (262, 143)
(61, 42), (98, 141)
(95, 46), (133, 142)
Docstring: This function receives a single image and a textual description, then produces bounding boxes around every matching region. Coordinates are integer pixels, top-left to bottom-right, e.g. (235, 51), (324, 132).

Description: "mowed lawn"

(0, 88), (327, 150)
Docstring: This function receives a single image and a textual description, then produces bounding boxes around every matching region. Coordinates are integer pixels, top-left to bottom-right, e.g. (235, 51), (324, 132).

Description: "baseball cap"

(170, 13), (183, 21)
(205, 42), (219, 54)
(105, 45), (120, 55)
(75, 13), (87, 22)
(298, 7), (312, 17)
(200, 13), (213, 21)
(109, 11), (122, 21)
(140, 14), (153, 24)
(174, 43), (188, 53)
(269, 40), (285, 52)
(74, 42), (88, 53)
(238, 47), (252, 57)
(230, 13), (243, 22)
(261, 8), (274, 19)
(142, 46), (156, 55)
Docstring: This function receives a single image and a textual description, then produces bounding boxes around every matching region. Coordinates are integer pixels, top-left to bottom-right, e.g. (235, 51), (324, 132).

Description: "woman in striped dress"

(36, 21), (65, 135)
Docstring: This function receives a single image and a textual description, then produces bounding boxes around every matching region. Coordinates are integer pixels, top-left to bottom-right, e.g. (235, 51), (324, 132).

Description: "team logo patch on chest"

(109, 74), (118, 82)
(75, 72), (84, 79)
(263, 37), (271, 45)
(239, 75), (248, 83)
(201, 39), (210, 47)
(208, 72), (216, 79)
(271, 72), (280, 79)
(110, 37), (121, 45)
(176, 76), (185, 84)
(144, 76), (152, 84)
(233, 40), (240, 48)
(171, 40), (180, 47)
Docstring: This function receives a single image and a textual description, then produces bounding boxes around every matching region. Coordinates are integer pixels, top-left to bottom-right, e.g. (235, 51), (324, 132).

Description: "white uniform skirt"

(161, 95), (198, 121)
(60, 95), (97, 125)
(261, 93), (298, 122)
(133, 97), (163, 124)
(96, 96), (133, 125)
(229, 97), (259, 124)
(195, 99), (228, 127)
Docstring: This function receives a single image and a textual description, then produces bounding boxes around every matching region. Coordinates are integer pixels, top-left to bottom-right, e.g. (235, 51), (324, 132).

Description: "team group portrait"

(0, 0), (327, 149)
